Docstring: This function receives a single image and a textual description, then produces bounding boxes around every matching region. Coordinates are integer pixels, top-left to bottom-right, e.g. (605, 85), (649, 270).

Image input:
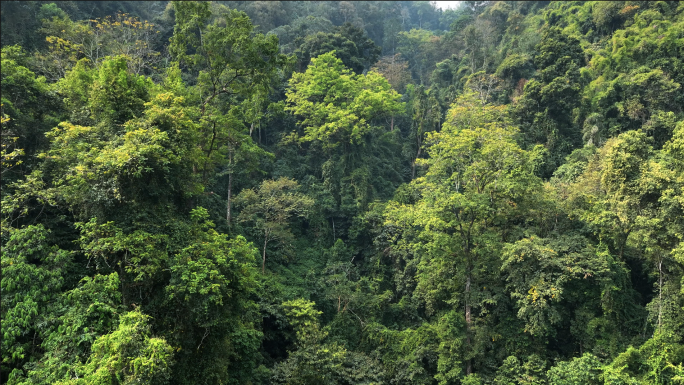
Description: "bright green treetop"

(286, 51), (404, 148)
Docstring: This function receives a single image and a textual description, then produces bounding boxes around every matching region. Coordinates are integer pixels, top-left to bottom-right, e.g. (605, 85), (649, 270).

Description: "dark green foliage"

(1, 45), (62, 182)
(293, 23), (380, 74)
(501, 235), (612, 338)
(513, 27), (585, 177)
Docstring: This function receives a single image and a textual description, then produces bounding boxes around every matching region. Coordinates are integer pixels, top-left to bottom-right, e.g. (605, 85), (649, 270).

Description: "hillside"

(1, 1), (683, 384)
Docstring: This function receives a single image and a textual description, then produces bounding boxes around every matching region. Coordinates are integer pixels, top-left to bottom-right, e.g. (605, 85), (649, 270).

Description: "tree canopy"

(2, 1), (683, 384)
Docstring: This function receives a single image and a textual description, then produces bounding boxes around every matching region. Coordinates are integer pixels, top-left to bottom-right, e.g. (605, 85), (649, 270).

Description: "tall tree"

(169, 0), (290, 219)
(235, 177), (314, 273)
(170, 1), (287, 160)
(384, 91), (543, 375)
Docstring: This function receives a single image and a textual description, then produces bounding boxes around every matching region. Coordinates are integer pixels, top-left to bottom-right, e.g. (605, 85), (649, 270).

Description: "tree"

(371, 53), (412, 93)
(1, 107), (24, 184)
(384, 91), (543, 375)
(268, 16), (335, 54)
(566, 127), (684, 345)
(371, 53), (412, 133)
(602, 331), (684, 385)
(161, 207), (263, 384)
(1, 5), (280, 383)
(513, 27), (585, 177)
(284, 51), (405, 231)
(286, 51), (403, 148)
(272, 299), (383, 385)
(235, 177), (314, 273)
(1, 225), (68, 379)
(241, 1), (288, 32)
(169, 0), (289, 185)
(546, 353), (602, 385)
(35, 56), (183, 222)
(495, 53), (534, 100)
(57, 310), (174, 385)
(501, 235), (611, 337)
(0, 2), (47, 51)
(169, 1), (290, 227)
(294, 32), (364, 74)
(1, 45), (61, 184)
(34, 12), (163, 81)
(493, 355), (546, 385)
(293, 22), (380, 75)
(466, 71), (504, 104)
(461, 19), (497, 73)
(13, 273), (123, 384)
(397, 28), (443, 83)
(336, 22), (381, 71)
(408, 85), (441, 179)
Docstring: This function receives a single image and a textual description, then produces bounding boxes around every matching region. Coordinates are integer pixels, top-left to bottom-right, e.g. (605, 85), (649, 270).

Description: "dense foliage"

(2, 1), (683, 384)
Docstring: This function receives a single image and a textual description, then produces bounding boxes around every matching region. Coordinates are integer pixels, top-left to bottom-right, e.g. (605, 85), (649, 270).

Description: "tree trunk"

(262, 230), (269, 273)
(391, 115), (394, 131)
(227, 150), (233, 225)
(121, 260), (126, 309)
(412, 146), (421, 179)
(465, 273), (472, 375)
(227, 172), (232, 224)
(658, 258), (663, 331)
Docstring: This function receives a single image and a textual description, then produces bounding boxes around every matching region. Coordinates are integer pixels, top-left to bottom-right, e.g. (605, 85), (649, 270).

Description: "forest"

(1, 1), (683, 384)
